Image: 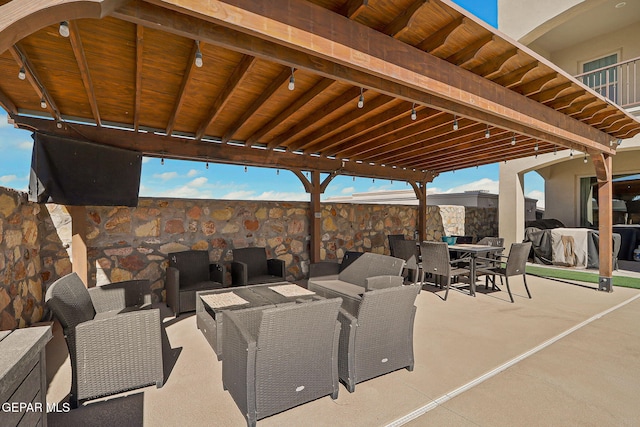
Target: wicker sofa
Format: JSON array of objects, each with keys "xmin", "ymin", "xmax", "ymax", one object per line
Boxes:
[
  {"xmin": 308, "ymin": 252, "xmax": 405, "ymax": 313},
  {"xmin": 308, "ymin": 251, "xmax": 364, "ymax": 280},
  {"xmin": 45, "ymin": 273, "xmax": 164, "ymax": 407}
]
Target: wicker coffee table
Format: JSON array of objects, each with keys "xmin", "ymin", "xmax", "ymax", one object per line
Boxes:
[{"xmin": 196, "ymin": 283, "xmax": 317, "ymax": 360}]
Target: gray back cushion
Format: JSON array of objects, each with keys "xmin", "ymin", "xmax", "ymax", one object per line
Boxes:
[
  {"xmin": 169, "ymin": 250, "xmax": 210, "ymax": 285},
  {"xmin": 338, "ymin": 252, "xmax": 405, "ymax": 287}
]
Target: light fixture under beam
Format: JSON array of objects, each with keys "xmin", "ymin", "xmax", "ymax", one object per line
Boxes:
[
  {"xmin": 357, "ymin": 88, "xmax": 364, "ymax": 108},
  {"xmin": 195, "ymin": 41, "xmax": 203, "ymax": 68},
  {"xmin": 410, "ymin": 103, "xmax": 417, "ymax": 120},
  {"xmin": 18, "ymin": 67, "xmax": 26, "ymax": 80},
  {"xmin": 288, "ymin": 68, "xmax": 295, "ymax": 90},
  {"xmin": 59, "ymin": 21, "xmax": 70, "ymax": 38}
]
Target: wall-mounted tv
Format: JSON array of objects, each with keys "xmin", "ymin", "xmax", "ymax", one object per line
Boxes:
[{"xmin": 28, "ymin": 132, "xmax": 142, "ymax": 206}]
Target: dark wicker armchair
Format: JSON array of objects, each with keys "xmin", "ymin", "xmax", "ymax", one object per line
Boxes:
[
  {"xmin": 337, "ymin": 283, "xmax": 420, "ymax": 392},
  {"xmin": 45, "ymin": 273, "xmax": 164, "ymax": 408},
  {"xmin": 222, "ymin": 297, "xmax": 342, "ymax": 427},
  {"xmin": 166, "ymin": 250, "xmax": 225, "ymax": 316},
  {"xmin": 231, "ymin": 247, "xmax": 286, "ymax": 286}
]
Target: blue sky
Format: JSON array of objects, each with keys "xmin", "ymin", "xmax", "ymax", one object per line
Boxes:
[{"xmin": 0, "ymin": 0, "xmax": 545, "ymax": 206}]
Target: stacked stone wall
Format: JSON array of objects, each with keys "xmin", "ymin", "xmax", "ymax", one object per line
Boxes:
[{"xmin": 0, "ymin": 187, "xmax": 500, "ymax": 329}]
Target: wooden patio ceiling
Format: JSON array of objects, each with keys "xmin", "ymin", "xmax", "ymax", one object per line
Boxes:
[{"xmin": 1, "ymin": 0, "xmax": 640, "ymax": 184}]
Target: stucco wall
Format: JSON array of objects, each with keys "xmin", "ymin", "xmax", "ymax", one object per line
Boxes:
[{"xmin": 498, "ymin": 0, "xmax": 583, "ymax": 42}]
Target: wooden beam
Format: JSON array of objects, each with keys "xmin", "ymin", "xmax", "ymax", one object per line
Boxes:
[
  {"xmin": 9, "ymin": 44, "xmax": 59, "ymax": 119},
  {"xmin": 491, "ymin": 61, "xmax": 538, "ymax": 87},
  {"xmin": 469, "ymin": 48, "xmax": 518, "ymax": 78},
  {"xmin": 195, "ymin": 54, "xmax": 256, "ymax": 141},
  {"xmin": 544, "ymin": 91, "xmax": 586, "ymax": 110},
  {"xmin": 289, "ymin": 94, "xmax": 395, "ymax": 153},
  {"xmin": 444, "ymin": 34, "xmax": 493, "ymax": 66},
  {"xmin": 0, "ymin": 90, "xmax": 17, "ymax": 114},
  {"xmin": 529, "ymin": 82, "xmax": 573, "ymax": 103},
  {"xmin": 411, "ymin": 182, "xmax": 427, "ymax": 242},
  {"xmin": 594, "ymin": 153, "xmax": 613, "ymax": 289},
  {"xmin": 382, "ymin": 0, "xmax": 429, "ymax": 38},
  {"xmin": 319, "ymin": 102, "xmax": 419, "ymax": 157},
  {"xmin": 340, "ymin": 0, "xmax": 368, "ymax": 19},
  {"xmin": 513, "ymin": 73, "xmax": 558, "ymax": 96},
  {"xmin": 134, "ymin": 24, "xmax": 143, "ymax": 131},
  {"xmin": 309, "ymin": 171, "xmax": 321, "ymax": 263},
  {"xmin": 0, "ymin": 0, "xmax": 130, "ymax": 55},
  {"xmin": 246, "ymin": 78, "xmax": 334, "ymax": 146},
  {"xmin": 113, "ymin": 0, "xmax": 617, "ymax": 154},
  {"xmin": 415, "ymin": 16, "xmax": 464, "ymax": 52},
  {"xmin": 268, "ymin": 87, "xmax": 361, "ymax": 149},
  {"xmin": 68, "ymin": 21, "xmax": 101, "ymax": 126},
  {"xmin": 166, "ymin": 40, "xmax": 200, "ymax": 135},
  {"xmin": 221, "ymin": 66, "xmax": 291, "ymax": 143},
  {"xmin": 15, "ymin": 115, "xmax": 436, "ymax": 182}
]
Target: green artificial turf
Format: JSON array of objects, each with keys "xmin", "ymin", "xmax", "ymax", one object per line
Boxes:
[{"xmin": 526, "ymin": 265, "xmax": 640, "ymax": 289}]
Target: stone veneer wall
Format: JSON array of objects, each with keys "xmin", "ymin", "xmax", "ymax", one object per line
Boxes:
[
  {"xmin": 0, "ymin": 188, "xmax": 71, "ymax": 330},
  {"xmin": 0, "ymin": 188, "xmax": 499, "ymax": 329}
]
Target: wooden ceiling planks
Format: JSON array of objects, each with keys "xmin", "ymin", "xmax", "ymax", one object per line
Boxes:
[{"xmin": 1, "ymin": 0, "xmax": 639, "ymax": 184}]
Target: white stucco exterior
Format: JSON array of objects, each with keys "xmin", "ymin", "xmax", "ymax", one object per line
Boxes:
[{"xmin": 497, "ymin": 0, "xmax": 640, "ymax": 249}]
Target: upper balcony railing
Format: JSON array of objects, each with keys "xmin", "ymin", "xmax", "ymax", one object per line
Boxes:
[{"xmin": 575, "ymin": 56, "xmax": 640, "ymax": 112}]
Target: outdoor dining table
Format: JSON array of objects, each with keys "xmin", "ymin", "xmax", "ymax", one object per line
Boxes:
[{"xmin": 447, "ymin": 244, "xmax": 504, "ymax": 297}]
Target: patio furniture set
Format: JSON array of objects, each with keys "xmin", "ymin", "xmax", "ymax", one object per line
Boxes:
[{"xmin": 43, "ymin": 239, "xmax": 529, "ymax": 426}]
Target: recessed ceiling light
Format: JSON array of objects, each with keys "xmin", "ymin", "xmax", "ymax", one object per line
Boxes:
[{"xmin": 615, "ymin": 2, "xmax": 626, "ymax": 8}]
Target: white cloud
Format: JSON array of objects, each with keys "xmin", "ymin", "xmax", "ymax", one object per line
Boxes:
[
  {"xmin": 221, "ymin": 190, "xmax": 255, "ymax": 200},
  {"xmin": 16, "ymin": 141, "xmax": 32, "ymax": 150},
  {"xmin": 254, "ymin": 191, "xmax": 308, "ymax": 201},
  {"xmin": 187, "ymin": 177, "xmax": 208, "ymax": 187},
  {"xmin": 0, "ymin": 175, "xmax": 18, "ymax": 183},
  {"xmin": 443, "ymin": 178, "xmax": 499, "ymax": 194},
  {"xmin": 187, "ymin": 169, "xmax": 199, "ymax": 177},
  {"xmin": 527, "ymin": 190, "xmax": 545, "ymax": 209},
  {"xmin": 152, "ymin": 171, "xmax": 179, "ymax": 181},
  {"xmin": 0, "ymin": 114, "xmax": 10, "ymax": 129},
  {"xmin": 341, "ymin": 186, "xmax": 355, "ymax": 194},
  {"xmin": 142, "ymin": 157, "xmax": 151, "ymax": 164}
]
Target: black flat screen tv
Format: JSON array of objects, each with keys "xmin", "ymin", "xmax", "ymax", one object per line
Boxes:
[{"xmin": 28, "ymin": 132, "xmax": 142, "ymax": 206}]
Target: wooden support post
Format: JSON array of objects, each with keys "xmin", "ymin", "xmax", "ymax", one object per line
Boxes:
[
  {"xmin": 593, "ymin": 153, "xmax": 613, "ymax": 291},
  {"xmin": 411, "ymin": 182, "xmax": 428, "ymax": 241},
  {"xmin": 67, "ymin": 206, "xmax": 89, "ymax": 287},
  {"xmin": 309, "ymin": 171, "xmax": 322, "ymax": 263}
]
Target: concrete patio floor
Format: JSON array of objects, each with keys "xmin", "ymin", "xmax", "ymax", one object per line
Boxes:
[{"xmin": 45, "ymin": 272, "xmax": 640, "ymax": 426}]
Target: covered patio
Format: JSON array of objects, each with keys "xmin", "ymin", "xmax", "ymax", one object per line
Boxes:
[
  {"xmin": 2, "ymin": 0, "xmax": 640, "ymax": 286},
  {"xmin": 44, "ymin": 275, "xmax": 640, "ymax": 426}
]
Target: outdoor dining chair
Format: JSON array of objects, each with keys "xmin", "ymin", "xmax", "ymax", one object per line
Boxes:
[
  {"xmin": 387, "ymin": 234, "xmax": 405, "ymax": 257},
  {"xmin": 419, "ymin": 241, "xmax": 471, "ymax": 300},
  {"xmin": 476, "ymin": 242, "xmax": 532, "ymax": 303},
  {"xmin": 389, "ymin": 238, "xmax": 423, "ymax": 285}
]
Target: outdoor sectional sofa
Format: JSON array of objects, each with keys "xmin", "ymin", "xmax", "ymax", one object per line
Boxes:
[{"xmin": 308, "ymin": 252, "xmax": 405, "ymax": 313}]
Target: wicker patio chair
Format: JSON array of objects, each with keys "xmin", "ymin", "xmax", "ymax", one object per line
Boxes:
[
  {"xmin": 231, "ymin": 247, "xmax": 286, "ymax": 286},
  {"xmin": 389, "ymin": 238, "xmax": 423, "ymax": 285},
  {"xmin": 45, "ymin": 273, "xmax": 164, "ymax": 408},
  {"xmin": 387, "ymin": 234, "xmax": 405, "ymax": 257},
  {"xmin": 222, "ymin": 297, "xmax": 342, "ymax": 427},
  {"xmin": 337, "ymin": 283, "xmax": 420, "ymax": 392},
  {"xmin": 166, "ymin": 250, "xmax": 225, "ymax": 316},
  {"xmin": 419, "ymin": 241, "xmax": 471, "ymax": 300},
  {"xmin": 476, "ymin": 242, "xmax": 533, "ymax": 303}
]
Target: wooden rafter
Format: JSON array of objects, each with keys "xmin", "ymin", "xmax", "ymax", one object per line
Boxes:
[
  {"xmin": 340, "ymin": 0, "xmax": 368, "ymax": 19},
  {"xmin": 382, "ymin": 0, "xmax": 428, "ymax": 38},
  {"xmin": 491, "ymin": 61, "xmax": 539, "ymax": 87},
  {"xmin": 268, "ymin": 87, "xmax": 361, "ymax": 150},
  {"xmin": 319, "ymin": 102, "xmax": 420, "ymax": 157},
  {"xmin": 445, "ymin": 34, "xmax": 493, "ymax": 66},
  {"xmin": 221, "ymin": 66, "xmax": 291, "ymax": 143},
  {"xmin": 68, "ymin": 20, "xmax": 101, "ymax": 126},
  {"xmin": 334, "ymin": 110, "xmax": 449, "ymax": 159},
  {"xmin": 469, "ymin": 48, "xmax": 518, "ymax": 78},
  {"xmin": 562, "ymin": 98, "xmax": 597, "ymax": 116},
  {"xmin": 513, "ymin": 73, "xmax": 558, "ymax": 96},
  {"xmin": 416, "ymin": 16, "xmax": 464, "ymax": 52},
  {"xmin": 14, "ymin": 115, "xmax": 436, "ymax": 182},
  {"xmin": 134, "ymin": 24, "xmax": 143, "ymax": 131},
  {"xmin": 247, "ymin": 78, "xmax": 334, "ymax": 146},
  {"xmin": 166, "ymin": 40, "xmax": 200, "ymax": 136},
  {"xmin": 0, "ymin": 89, "xmax": 17, "ymax": 114},
  {"xmin": 195, "ymin": 54, "xmax": 256, "ymax": 141},
  {"xmin": 545, "ymin": 91, "xmax": 586, "ymax": 109},
  {"xmin": 113, "ymin": 1, "xmax": 617, "ymax": 154},
  {"xmin": 529, "ymin": 82, "xmax": 573, "ymax": 103},
  {"xmin": 9, "ymin": 44, "xmax": 59, "ymax": 118},
  {"xmin": 289, "ymin": 95, "xmax": 395, "ymax": 153}
]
